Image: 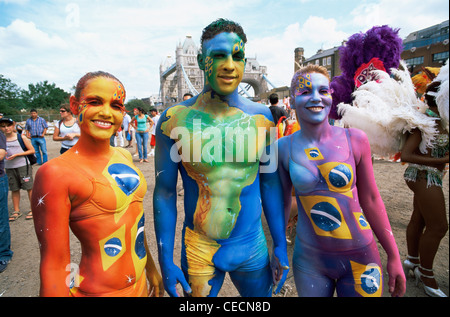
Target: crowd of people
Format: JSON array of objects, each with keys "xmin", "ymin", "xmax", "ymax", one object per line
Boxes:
[{"xmin": 0, "ymin": 18, "xmax": 448, "ymax": 298}]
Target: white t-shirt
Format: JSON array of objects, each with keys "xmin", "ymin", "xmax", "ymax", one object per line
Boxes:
[
  {"xmin": 123, "ymin": 113, "xmax": 131, "ymax": 131},
  {"xmin": 151, "ymin": 114, "xmax": 160, "ymax": 135},
  {"xmin": 59, "ymin": 121, "xmax": 80, "ymax": 148}
]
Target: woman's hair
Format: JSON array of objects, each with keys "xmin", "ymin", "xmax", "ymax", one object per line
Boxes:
[
  {"xmin": 424, "ymin": 80, "xmax": 440, "ymax": 109},
  {"xmin": 71, "ymin": 71, "xmax": 126, "ymax": 115},
  {"xmin": 290, "ymin": 65, "xmax": 330, "ymax": 102},
  {"xmin": 136, "ymin": 107, "xmax": 145, "ymax": 114},
  {"xmin": 74, "ymin": 71, "xmax": 124, "ymax": 100},
  {"xmin": 60, "ymin": 103, "xmax": 72, "ymax": 114}
]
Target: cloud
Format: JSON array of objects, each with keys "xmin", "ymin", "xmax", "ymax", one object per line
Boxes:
[
  {"xmin": 0, "ymin": 19, "xmax": 71, "ymax": 88},
  {"xmin": 0, "ymin": 0, "xmax": 29, "ymax": 4},
  {"xmin": 349, "ymin": 0, "xmax": 449, "ymax": 37},
  {"xmin": 1, "ymin": 0, "xmax": 448, "ymax": 99},
  {"xmin": 247, "ymin": 16, "xmax": 349, "ymax": 87},
  {"xmin": 0, "ymin": 19, "xmax": 67, "ymax": 50}
]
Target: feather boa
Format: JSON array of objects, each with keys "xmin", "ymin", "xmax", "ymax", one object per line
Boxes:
[{"xmin": 337, "ymin": 61, "xmax": 438, "ymax": 156}]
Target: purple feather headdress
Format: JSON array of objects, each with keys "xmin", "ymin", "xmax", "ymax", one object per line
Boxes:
[{"xmin": 330, "ymin": 25, "xmax": 403, "ymax": 119}]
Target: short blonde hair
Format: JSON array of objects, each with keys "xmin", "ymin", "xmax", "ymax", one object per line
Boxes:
[{"xmin": 290, "ymin": 65, "xmax": 330, "ymax": 102}]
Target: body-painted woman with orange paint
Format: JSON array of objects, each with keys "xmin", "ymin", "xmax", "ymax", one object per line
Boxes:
[{"xmin": 32, "ymin": 71, "xmax": 163, "ymax": 297}]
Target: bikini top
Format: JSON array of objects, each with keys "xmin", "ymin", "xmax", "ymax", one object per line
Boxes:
[
  {"xmin": 432, "ymin": 133, "xmax": 449, "ymax": 158},
  {"xmin": 59, "ymin": 148, "xmax": 147, "ymax": 222},
  {"xmin": 289, "ymin": 129, "xmax": 356, "ymax": 197}
]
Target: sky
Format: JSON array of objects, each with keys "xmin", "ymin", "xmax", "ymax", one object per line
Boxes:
[{"xmin": 0, "ymin": 0, "xmax": 449, "ymax": 100}]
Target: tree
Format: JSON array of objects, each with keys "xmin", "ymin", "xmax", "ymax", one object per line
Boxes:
[
  {"xmin": 0, "ymin": 74, "xmax": 26, "ymax": 115},
  {"xmin": 125, "ymin": 98, "xmax": 149, "ymax": 112},
  {"xmin": 21, "ymin": 80, "xmax": 70, "ymax": 109}
]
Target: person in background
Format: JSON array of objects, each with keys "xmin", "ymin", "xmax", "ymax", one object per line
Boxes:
[
  {"xmin": 148, "ymin": 108, "xmax": 159, "ymax": 157},
  {"xmin": 268, "ymin": 93, "xmax": 289, "ymax": 139},
  {"xmin": 114, "ymin": 125, "xmax": 124, "ymax": 147},
  {"xmin": 53, "ymin": 104, "xmax": 80, "ymax": 155},
  {"xmin": 131, "ymin": 108, "xmax": 139, "ymax": 156},
  {"xmin": 0, "ymin": 117, "xmax": 35, "ymax": 221},
  {"xmin": 131, "ymin": 107, "xmax": 153, "ymax": 163},
  {"xmin": 25, "ymin": 109, "xmax": 48, "ymax": 165},
  {"xmin": 0, "ymin": 127, "xmax": 13, "ymax": 273},
  {"xmin": 401, "ymin": 79, "xmax": 449, "ymax": 297},
  {"xmin": 183, "ymin": 92, "xmax": 193, "ymax": 101},
  {"xmin": 123, "ymin": 111, "xmax": 132, "ymax": 148}
]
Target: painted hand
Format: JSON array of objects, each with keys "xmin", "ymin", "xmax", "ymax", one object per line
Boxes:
[
  {"xmin": 162, "ymin": 263, "xmax": 192, "ymax": 297},
  {"xmin": 271, "ymin": 246, "xmax": 290, "ymax": 295},
  {"xmin": 387, "ymin": 257, "xmax": 406, "ymax": 297},
  {"xmin": 146, "ymin": 268, "xmax": 164, "ymax": 297}
]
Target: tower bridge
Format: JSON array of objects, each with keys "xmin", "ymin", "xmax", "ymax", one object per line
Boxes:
[{"xmin": 159, "ymin": 35, "xmax": 275, "ymax": 108}]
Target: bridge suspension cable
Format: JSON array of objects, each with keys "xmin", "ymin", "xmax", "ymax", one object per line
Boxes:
[
  {"xmin": 238, "ymin": 83, "xmax": 252, "ymax": 97},
  {"xmin": 180, "ymin": 64, "xmax": 199, "ymax": 95},
  {"xmin": 262, "ymin": 74, "xmax": 276, "ymax": 89}
]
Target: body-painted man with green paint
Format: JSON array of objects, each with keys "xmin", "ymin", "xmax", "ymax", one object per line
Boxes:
[{"xmin": 153, "ymin": 18, "xmax": 289, "ymax": 297}]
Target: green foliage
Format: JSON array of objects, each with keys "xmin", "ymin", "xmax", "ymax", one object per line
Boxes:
[
  {"xmin": 0, "ymin": 75, "xmax": 26, "ymax": 114},
  {"xmin": 0, "ymin": 74, "xmax": 70, "ymax": 115},
  {"xmin": 21, "ymin": 80, "xmax": 70, "ymax": 109},
  {"xmin": 1, "ymin": 75, "xmax": 154, "ymax": 117},
  {"xmin": 125, "ymin": 98, "xmax": 149, "ymax": 112}
]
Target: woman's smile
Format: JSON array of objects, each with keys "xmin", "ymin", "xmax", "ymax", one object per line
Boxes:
[{"xmin": 92, "ymin": 120, "xmax": 113, "ymax": 129}]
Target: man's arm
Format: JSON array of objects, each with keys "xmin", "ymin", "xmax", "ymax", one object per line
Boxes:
[
  {"xmin": 153, "ymin": 112, "xmax": 191, "ymax": 297},
  {"xmin": 259, "ymin": 113, "xmax": 289, "ymax": 293},
  {"xmin": 25, "ymin": 120, "xmax": 31, "ymax": 138},
  {"xmin": 42, "ymin": 118, "xmax": 48, "ymax": 137}
]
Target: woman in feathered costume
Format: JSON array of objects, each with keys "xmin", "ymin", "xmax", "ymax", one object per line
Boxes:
[
  {"xmin": 330, "ymin": 25, "xmax": 404, "ymax": 120},
  {"xmin": 334, "ymin": 23, "xmax": 448, "ymax": 296},
  {"xmin": 412, "ymin": 67, "xmax": 441, "ymax": 95},
  {"xmin": 401, "ymin": 60, "xmax": 449, "ymax": 297}
]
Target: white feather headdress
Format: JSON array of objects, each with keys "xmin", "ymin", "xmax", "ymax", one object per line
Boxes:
[
  {"xmin": 337, "ymin": 60, "xmax": 438, "ymax": 156},
  {"xmin": 427, "ymin": 59, "xmax": 449, "ymax": 132}
]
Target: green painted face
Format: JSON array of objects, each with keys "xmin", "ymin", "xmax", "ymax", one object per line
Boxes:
[{"xmin": 199, "ymin": 32, "xmax": 246, "ymax": 96}]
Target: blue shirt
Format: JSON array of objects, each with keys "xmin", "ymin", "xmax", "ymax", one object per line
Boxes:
[{"xmin": 25, "ymin": 116, "xmax": 48, "ymax": 137}]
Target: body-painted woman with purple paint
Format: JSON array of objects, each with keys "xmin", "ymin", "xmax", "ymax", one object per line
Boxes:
[
  {"xmin": 277, "ymin": 65, "xmax": 406, "ymax": 297},
  {"xmin": 153, "ymin": 19, "xmax": 288, "ymax": 297}
]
